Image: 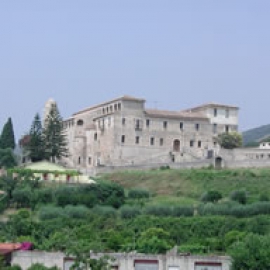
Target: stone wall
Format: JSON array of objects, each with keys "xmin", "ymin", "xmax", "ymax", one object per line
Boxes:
[{"xmin": 12, "ymin": 251, "xmax": 231, "ymax": 270}]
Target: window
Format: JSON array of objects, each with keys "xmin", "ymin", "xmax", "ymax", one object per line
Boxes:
[
  {"xmin": 213, "ymin": 123, "xmax": 217, "ymax": 133},
  {"xmin": 190, "ymin": 140, "xmax": 194, "ymax": 147},
  {"xmin": 163, "ymin": 121, "xmax": 168, "ymax": 129},
  {"xmin": 135, "ymin": 136, "xmax": 140, "ymax": 144},
  {"xmin": 195, "ymin": 123, "xmax": 200, "ymax": 131},
  {"xmin": 225, "ymin": 125, "xmax": 229, "ymax": 133},
  {"xmin": 122, "ymin": 118, "xmax": 126, "ymax": 125},
  {"xmin": 180, "ymin": 122, "xmax": 184, "ymax": 130},
  {"xmin": 88, "ymin": 157, "xmax": 92, "ymax": 165},
  {"xmin": 226, "ymin": 109, "xmax": 229, "ymax": 118},
  {"xmin": 135, "ymin": 119, "xmax": 142, "ymax": 130},
  {"xmin": 78, "ymin": 157, "xmax": 81, "ymax": 164},
  {"xmin": 146, "ymin": 119, "xmax": 150, "ymax": 127},
  {"xmin": 150, "ymin": 137, "xmax": 155, "ymax": 145},
  {"xmin": 160, "ymin": 138, "xmax": 164, "ymax": 146},
  {"xmin": 198, "ymin": 140, "xmax": 202, "ymax": 148},
  {"xmin": 118, "ymin": 103, "xmax": 121, "ymax": 110},
  {"xmin": 77, "ymin": 119, "xmax": 84, "ymax": 126},
  {"xmin": 94, "ymin": 133, "xmax": 97, "ymax": 141},
  {"xmin": 114, "ymin": 104, "xmax": 117, "ymax": 111},
  {"xmin": 214, "ymin": 108, "xmax": 218, "ymax": 117},
  {"xmin": 121, "ymin": 135, "xmax": 125, "ymax": 143}
]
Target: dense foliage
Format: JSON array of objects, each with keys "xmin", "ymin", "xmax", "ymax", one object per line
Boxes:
[
  {"xmin": 217, "ymin": 131, "xmax": 243, "ymax": 149},
  {"xmin": 43, "ymin": 103, "xmax": 68, "ymax": 162},
  {"xmin": 0, "ymin": 117, "xmax": 16, "ymax": 150}
]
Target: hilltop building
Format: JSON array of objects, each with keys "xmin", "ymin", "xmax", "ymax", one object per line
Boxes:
[{"xmin": 62, "ymin": 95, "xmax": 239, "ymax": 174}]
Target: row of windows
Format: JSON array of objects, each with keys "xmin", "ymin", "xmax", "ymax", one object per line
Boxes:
[
  {"xmin": 122, "ymin": 118, "xmax": 201, "ymax": 131},
  {"xmin": 121, "ymin": 135, "xmax": 202, "ymax": 148},
  {"xmin": 102, "ymin": 103, "xmax": 121, "ymax": 115}
]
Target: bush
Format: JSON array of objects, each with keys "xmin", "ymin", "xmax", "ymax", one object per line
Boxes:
[
  {"xmin": 145, "ymin": 205, "xmax": 172, "ymax": 216},
  {"xmin": 38, "ymin": 206, "xmax": 64, "ymax": 220},
  {"xmin": 12, "ymin": 188, "xmax": 32, "ymax": 207},
  {"xmin": 200, "ymin": 190, "xmax": 222, "ymax": 203},
  {"xmin": 64, "ymin": 205, "xmax": 89, "ymax": 219},
  {"xmin": 92, "ymin": 205, "xmax": 118, "ymax": 218},
  {"xmin": 128, "ymin": 188, "xmax": 150, "ymax": 200},
  {"xmin": 230, "ymin": 190, "xmax": 247, "ymax": 204},
  {"xmin": 120, "ymin": 205, "xmax": 141, "ymax": 219},
  {"xmin": 172, "ymin": 206, "xmax": 194, "ymax": 217}
]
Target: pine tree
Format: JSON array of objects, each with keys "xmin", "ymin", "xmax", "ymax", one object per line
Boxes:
[
  {"xmin": 43, "ymin": 103, "xmax": 68, "ymax": 163},
  {"xmin": 0, "ymin": 117, "xmax": 16, "ymax": 150},
  {"xmin": 26, "ymin": 113, "xmax": 45, "ymax": 162}
]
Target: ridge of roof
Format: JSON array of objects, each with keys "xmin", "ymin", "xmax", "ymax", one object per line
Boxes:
[
  {"xmin": 182, "ymin": 102, "xmax": 239, "ymax": 112},
  {"xmin": 73, "ymin": 95, "xmax": 145, "ymax": 116}
]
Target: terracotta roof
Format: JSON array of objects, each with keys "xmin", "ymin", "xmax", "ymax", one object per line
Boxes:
[
  {"xmin": 145, "ymin": 109, "xmax": 209, "ymax": 121},
  {"xmin": 0, "ymin": 243, "xmax": 21, "ymax": 255},
  {"xmin": 183, "ymin": 102, "xmax": 239, "ymax": 112},
  {"xmin": 73, "ymin": 95, "xmax": 145, "ymax": 116}
]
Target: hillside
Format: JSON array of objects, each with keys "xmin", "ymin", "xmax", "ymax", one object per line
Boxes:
[
  {"xmin": 242, "ymin": 124, "xmax": 270, "ymax": 145},
  {"xmin": 100, "ymin": 168, "xmax": 270, "ymax": 204}
]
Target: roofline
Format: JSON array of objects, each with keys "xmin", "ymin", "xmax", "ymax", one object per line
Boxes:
[
  {"xmin": 183, "ymin": 103, "xmax": 239, "ymax": 112},
  {"xmin": 73, "ymin": 95, "xmax": 145, "ymax": 116}
]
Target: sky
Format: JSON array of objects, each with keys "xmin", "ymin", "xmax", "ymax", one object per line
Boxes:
[{"xmin": 1, "ymin": 1, "xmax": 270, "ymax": 140}]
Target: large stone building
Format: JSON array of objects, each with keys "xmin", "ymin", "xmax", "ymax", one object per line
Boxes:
[{"xmin": 62, "ymin": 95, "xmax": 239, "ymax": 174}]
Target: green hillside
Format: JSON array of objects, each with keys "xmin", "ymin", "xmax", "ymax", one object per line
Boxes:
[
  {"xmin": 242, "ymin": 124, "xmax": 270, "ymax": 146},
  {"xmin": 100, "ymin": 168, "xmax": 270, "ymax": 204}
]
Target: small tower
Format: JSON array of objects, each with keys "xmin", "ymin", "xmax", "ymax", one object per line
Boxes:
[{"xmin": 43, "ymin": 98, "xmax": 56, "ymax": 126}]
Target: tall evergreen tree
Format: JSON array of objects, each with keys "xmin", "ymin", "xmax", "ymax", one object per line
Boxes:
[
  {"xmin": 26, "ymin": 113, "xmax": 45, "ymax": 162},
  {"xmin": 0, "ymin": 117, "xmax": 16, "ymax": 150},
  {"xmin": 43, "ymin": 103, "xmax": 68, "ymax": 163}
]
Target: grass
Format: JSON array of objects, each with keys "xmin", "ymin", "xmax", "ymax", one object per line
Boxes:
[{"xmin": 100, "ymin": 167, "xmax": 270, "ymax": 204}]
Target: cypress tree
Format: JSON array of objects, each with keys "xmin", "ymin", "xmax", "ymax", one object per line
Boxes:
[
  {"xmin": 43, "ymin": 103, "xmax": 68, "ymax": 163},
  {"xmin": 27, "ymin": 113, "xmax": 45, "ymax": 162},
  {"xmin": 0, "ymin": 117, "xmax": 16, "ymax": 150}
]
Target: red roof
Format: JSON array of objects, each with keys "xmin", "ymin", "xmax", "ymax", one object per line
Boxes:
[{"xmin": 0, "ymin": 243, "xmax": 22, "ymax": 255}]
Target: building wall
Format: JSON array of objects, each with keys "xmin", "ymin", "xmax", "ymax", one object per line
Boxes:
[
  {"xmin": 62, "ymin": 97, "xmax": 239, "ymax": 173},
  {"xmin": 12, "ymin": 251, "xmax": 231, "ymax": 270}
]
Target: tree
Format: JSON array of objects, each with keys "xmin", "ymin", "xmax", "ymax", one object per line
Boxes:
[
  {"xmin": 0, "ymin": 118, "xmax": 16, "ymax": 150},
  {"xmin": 217, "ymin": 131, "xmax": 243, "ymax": 149},
  {"xmin": 201, "ymin": 190, "xmax": 222, "ymax": 203},
  {"xmin": 229, "ymin": 234, "xmax": 270, "ymax": 270},
  {"xmin": 0, "ymin": 148, "xmax": 17, "ymax": 168},
  {"xmin": 43, "ymin": 103, "xmax": 68, "ymax": 163},
  {"xmin": 26, "ymin": 113, "xmax": 45, "ymax": 162},
  {"xmin": 137, "ymin": 228, "xmax": 173, "ymax": 254}
]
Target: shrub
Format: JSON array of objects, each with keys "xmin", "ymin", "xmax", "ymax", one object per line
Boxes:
[
  {"xmin": 128, "ymin": 188, "xmax": 150, "ymax": 200},
  {"xmin": 172, "ymin": 206, "xmax": 194, "ymax": 217},
  {"xmin": 120, "ymin": 205, "xmax": 141, "ymax": 219},
  {"xmin": 200, "ymin": 190, "xmax": 222, "ymax": 203},
  {"xmin": 230, "ymin": 190, "xmax": 247, "ymax": 204},
  {"xmin": 92, "ymin": 205, "xmax": 118, "ymax": 218},
  {"xmin": 145, "ymin": 205, "xmax": 172, "ymax": 216},
  {"xmin": 12, "ymin": 188, "xmax": 32, "ymax": 207},
  {"xmin": 38, "ymin": 206, "xmax": 64, "ymax": 220},
  {"xmin": 36, "ymin": 188, "xmax": 53, "ymax": 204},
  {"xmin": 64, "ymin": 205, "xmax": 89, "ymax": 219}
]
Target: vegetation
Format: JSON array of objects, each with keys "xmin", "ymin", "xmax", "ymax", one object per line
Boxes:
[
  {"xmin": 242, "ymin": 124, "xmax": 270, "ymax": 146},
  {"xmin": 26, "ymin": 114, "xmax": 45, "ymax": 162},
  {"xmin": 1, "ymin": 167, "xmax": 270, "ymax": 269},
  {"xmin": 217, "ymin": 131, "xmax": 243, "ymax": 149},
  {"xmin": 43, "ymin": 103, "xmax": 68, "ymax": 162},
  {"xmin": 0, "ymin": 117, "xmax": 16, "ymax": 150}
]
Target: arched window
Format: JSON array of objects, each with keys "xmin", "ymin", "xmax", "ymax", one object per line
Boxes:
[
  {"xmin": 173, "ymin": 139, "xmax": 180, "ymax": 152},
  {"xmin": 77, "ymin": 119, "xmax": 84, "ymax": 126}
]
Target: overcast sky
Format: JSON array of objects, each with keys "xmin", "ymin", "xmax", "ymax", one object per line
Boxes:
[{"xmin": 1, "ymin": 1, "xmax": 270, "ymax": 140}]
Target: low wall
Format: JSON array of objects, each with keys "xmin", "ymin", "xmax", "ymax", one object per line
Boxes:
[
  {"xmin": 91, "ymin": 160, "xmax": 213, "ymax": 175},
  {"xmin": 11, "ymin": 251, "xmax": 231, "ymax": 270}
]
